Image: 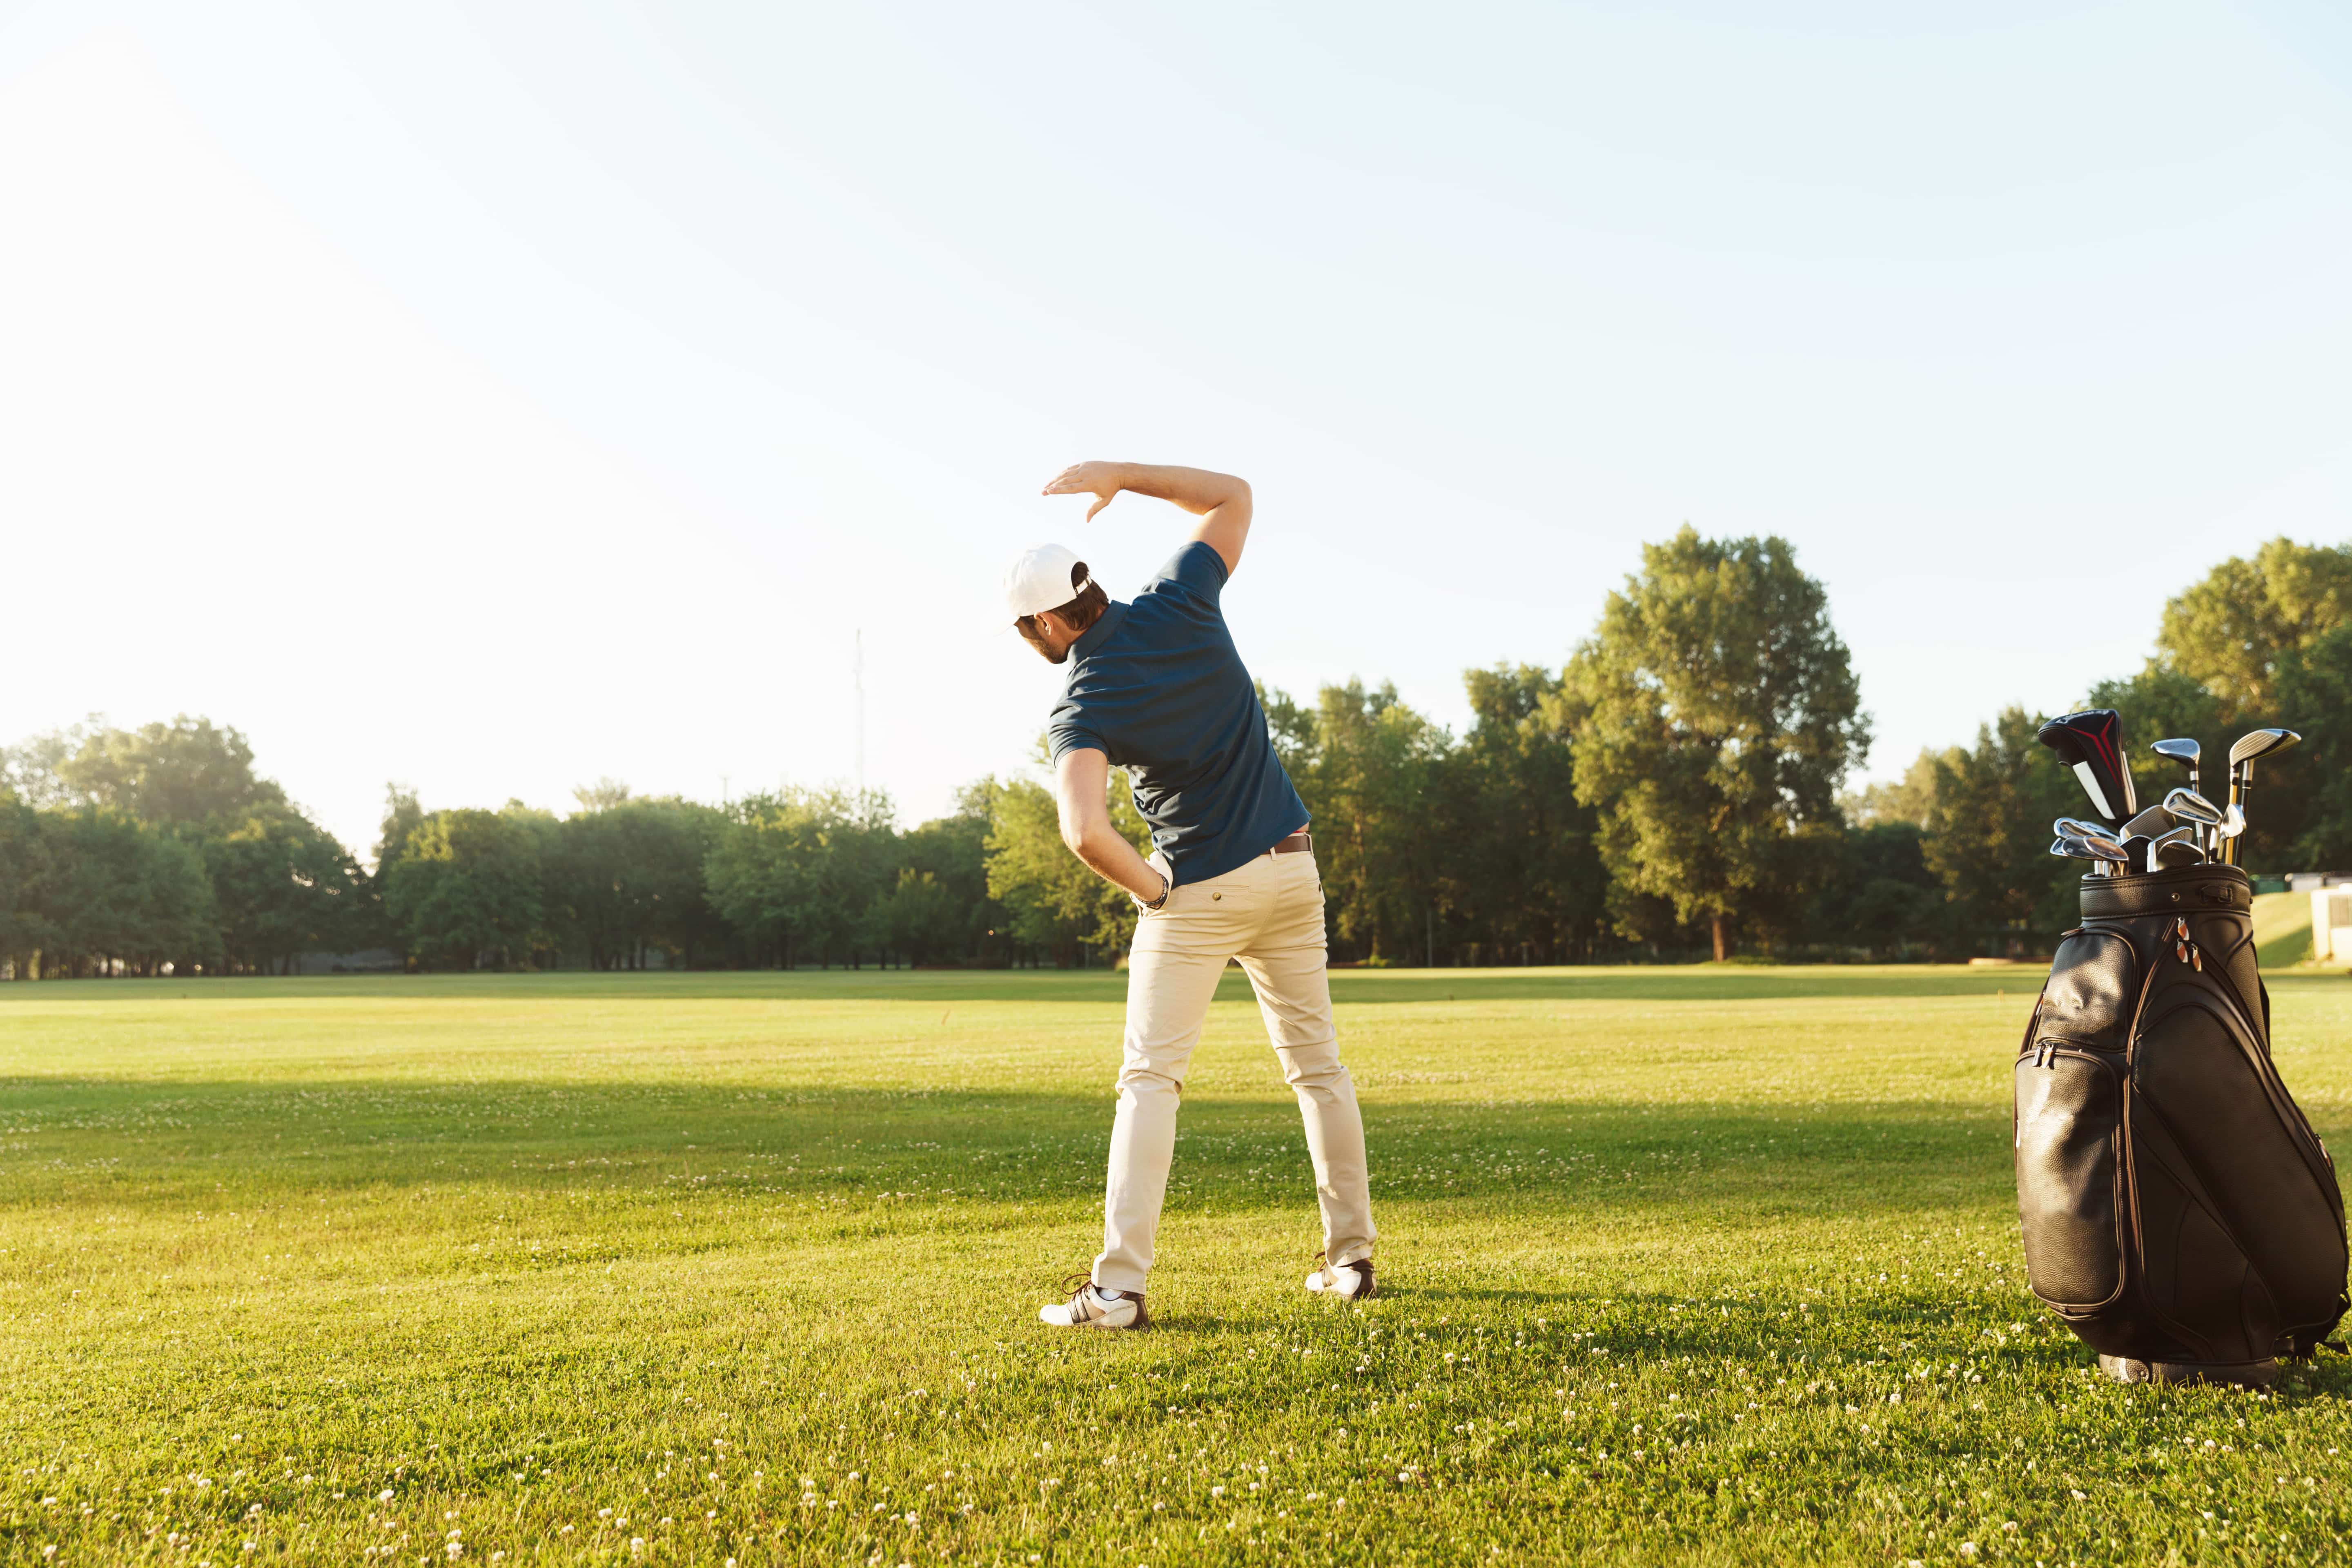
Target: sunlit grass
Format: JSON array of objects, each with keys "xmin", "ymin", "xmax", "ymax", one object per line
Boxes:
[{"xmin": 4, "ymin": 966, "xmax": 2350, "ymax": 1564}]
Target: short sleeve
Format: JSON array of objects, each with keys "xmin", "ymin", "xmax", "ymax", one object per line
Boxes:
[
  {"xmin": 1144, "ymin": 540, "xmax": 1229, "ymax": 606},
  {"xmin": 1046, "ymin": 706, "xmax": 1106, "ymax": 762}
]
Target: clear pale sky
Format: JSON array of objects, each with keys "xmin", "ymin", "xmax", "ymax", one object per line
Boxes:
[{"xmin": 3, "ymin": 2, "xmax": 2348, "ymax": 860}]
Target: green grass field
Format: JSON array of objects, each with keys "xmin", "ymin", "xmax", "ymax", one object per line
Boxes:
[{"xmin": 5, "ymin": 964, "xmax": 2351, "ymax": 1566}]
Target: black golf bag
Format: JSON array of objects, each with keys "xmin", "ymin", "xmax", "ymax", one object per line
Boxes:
[{"xmin": 2014, "ymin": 862, "xmax": 2348, "ymax": 1384}]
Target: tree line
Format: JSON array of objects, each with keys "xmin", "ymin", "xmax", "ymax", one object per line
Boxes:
[{"xmin": 4, "ymin": 531, "xmax": 2348, "ymax": 978}]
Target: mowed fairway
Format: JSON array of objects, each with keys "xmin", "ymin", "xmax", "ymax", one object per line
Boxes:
[{"xmin": 6, "ymin": 967, "xmax": 2352, "ymax": 1566}]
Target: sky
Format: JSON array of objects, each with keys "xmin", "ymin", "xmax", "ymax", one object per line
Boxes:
[{"xmin": 2, "ymin": 1, "xmax": 2349, "ymax": 860}]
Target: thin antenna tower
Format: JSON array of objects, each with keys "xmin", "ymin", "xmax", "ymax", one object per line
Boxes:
[{"xmin": 854, "ymin": 629, "xmax": 866, "ymax": 798}]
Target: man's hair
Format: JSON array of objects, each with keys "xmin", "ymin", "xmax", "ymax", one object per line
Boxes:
[{"xmin": 1016, "ymin": 561, "xmax": 1108, "ymax": 663}]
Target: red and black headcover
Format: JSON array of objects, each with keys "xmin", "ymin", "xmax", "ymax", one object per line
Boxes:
[{"xmin": 2036, "ymin": 708, "xmax": 2137, "ymax": 829}]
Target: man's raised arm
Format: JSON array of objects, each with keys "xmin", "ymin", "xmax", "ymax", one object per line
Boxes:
[{"xmin": 1040, "ymin": 461, "xmax": 1253, "ymax": 577}]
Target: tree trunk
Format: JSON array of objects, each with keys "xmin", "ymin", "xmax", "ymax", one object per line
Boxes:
[{"xmin": 1711, "ymin": 915, "xmax": 1728, "ymax": 962}]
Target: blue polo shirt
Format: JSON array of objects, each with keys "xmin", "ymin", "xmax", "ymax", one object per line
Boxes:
[{"xmin": 1046, "ymin": 541, "xmax": 1310, "ymax": 886}]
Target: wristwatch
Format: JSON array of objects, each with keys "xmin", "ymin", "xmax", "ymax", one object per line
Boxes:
[{"xmin": 1139, "ymin": 873, "xmax": 1171, "ymax": 911}]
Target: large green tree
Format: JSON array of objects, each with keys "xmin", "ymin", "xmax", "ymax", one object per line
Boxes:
[
  {"xmin": 0, "ymin": 718, "xmax": 98, "ymax": 809},
  {"xmin": 704, "ymin": 788, "xmax": 898, "ymax": 968},
  {"xmin": 200, "ymin": 804, "xmax": 373, "ymax": 973},
  {"xmin": 1294, "ymin": 680, "xmax": 1449, "ymax": 965},
  {"xmin": 1447, "ymin": 666, "xmax": 1608, "ymax": 962},
  {"xmin": 39, "ymin": 810, "xmax": 219, "ymax": 977},
  {"xmin": 2275, "ymin": 622, "xmax": 2352, "ymax": 871},
  {"xmin": 1918, "ymin": 709, "xmax": 2081, "ymax": 953},
  {"xmin": 866, "ymin": 869, "xmax": 967, "ymax": 965},
  {"xmin": 0, "ymin": 797, "xmax": 60, "ymax": 978},
  {"xmin": 2157, "ymin": 537, "xmax": 2352, "ymax": 715},
  {"xmin": 1568, "ymin": 527, "xmax": 1868, "ymax": 961},
  {"xmin": 983, "ymin": 757, "xmax": 1149, "ymax": 966},
  {"xmin": 50, "ymin": 716, "xmax": 288, "ymax": 824},
  {"xmin": 382, "ymin": 806, "xmax": 555, "ymax": 970},
  {"xmin": 374, "ymin": 786, "xmax": 426, "ymax": 876},
  {"xmin": 548, "ymin": 791, "xmax": 730, "ymax": 970},
  {"xmin": 2134, "ymin": 538, "xmax": 2352, "ymax": 868},
  {"xmin": 894, "ymin": 781, "xmax": 1004, "ymax": 964}
]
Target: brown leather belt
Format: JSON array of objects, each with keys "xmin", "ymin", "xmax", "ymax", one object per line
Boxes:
[{"xmin": 1271, "ymin": 831, "xmax": 1312, "ymax": 855}]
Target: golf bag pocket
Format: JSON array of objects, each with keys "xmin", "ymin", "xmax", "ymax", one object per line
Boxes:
[
  {"xmin": 2123, "ymin": 1105, "xmax": 2277, "ymax": 1363},
  {"xmin": 2035, "ymin": 929, "xmax": 2138, "ymax": 1051},
  {"xmin": 2015, "ymin": 1048, "xmax": 2124, "ymax": 1311},
  {"xmin": 2131, "ymin": 972, "xmax": 2347, "ymax": 1345}
]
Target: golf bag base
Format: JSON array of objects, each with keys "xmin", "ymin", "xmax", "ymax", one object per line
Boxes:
[
  {"xmin": 2016, "ymin": 862, "xmax": 2348, "ymax": 1370},
  {"xmin": 2097, "ymin": 1353, "xmax": 2277, "ymax": 1390}
]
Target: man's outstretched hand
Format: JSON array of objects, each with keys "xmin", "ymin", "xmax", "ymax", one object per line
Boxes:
[
  {"xmin": 1042, "ymin": 461, "xmax": 1128, "ymax": 521},
  {"xmin": 1039, "ymin": 461, "xmax": 1253, "ymax": 575}
]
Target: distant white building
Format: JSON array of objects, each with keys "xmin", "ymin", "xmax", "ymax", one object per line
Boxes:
[{"xmin": 2301, "ymin": 878, "xmax": 2352, "ymax": 963}]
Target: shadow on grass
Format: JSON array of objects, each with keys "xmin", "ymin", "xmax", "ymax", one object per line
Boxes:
[
  {"xmin": 0, "ymin": 1077, "xmax": 2013, "ymax": 1224},
  {"xmin": 0, "ymin": 964, "xmax": 2058, "ymax": 1006}
]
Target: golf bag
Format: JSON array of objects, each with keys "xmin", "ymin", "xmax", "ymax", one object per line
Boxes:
[{"xmin": 2014, "ymin": 862, "xmax": 2348, "ymax": 1383}]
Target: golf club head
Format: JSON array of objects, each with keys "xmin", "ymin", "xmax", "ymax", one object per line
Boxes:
[
  {"xmin": 2038, "ymin": 709, "xmax": 2136, "ymax": 828},
  {"xmin": 2159, "ymin": 787, "xmax": 2224, "ymax": 855},
  {"xmin": 2060, "ymin": 827, "xmax": 2129, "ymax": 864},
  {"xmin": 2120, "ymin": 805, "xmax": 2175, "ymax": 840},
  {"xmin": 2221, "ymin": 728, "xmax": 2299, "ymax": 864},
  {"xmin": 2221, "ymin": 803, "xmax": 2245, "ymax": 839},
  {"xmin": 2122, "ymin": 833, "xmax": 2155, "ymax": 874},
  {"xmin": 2052, "ymin": 835, "xmax": 2127, "ymax": 875},
  {"xmin": 2160, "ymin": 787, "xmax": 2223, "ymax": 828},
  {"xmin": 2150, "ymin": 737, "xmax": 2201, "ymax": 789},
  {"xmin": 2148, "ymin": 825, "xmax": 2204, "ymax": 868},
  {"xmin": 2227, "ymin": 727, "xmax": 2301, "ymax": 771},
  {"xmin": 2054, "ymin": 816, "xmax": 2120, "ymax": 845}
]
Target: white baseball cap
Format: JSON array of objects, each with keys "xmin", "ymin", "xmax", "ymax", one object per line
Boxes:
[{"xmin": 1001, "ymin": 542, "xmax": 1094, "ymax": 624}]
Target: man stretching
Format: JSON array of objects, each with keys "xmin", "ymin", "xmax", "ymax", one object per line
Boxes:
[{"xmin": 1001, "ymin": 461, "xmax": 1377, "ymax": 1329}]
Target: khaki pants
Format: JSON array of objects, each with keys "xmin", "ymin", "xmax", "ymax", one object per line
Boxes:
[{"xmin": 1093, "ymin": 845, "xmax": 1376, "ymax": 1293}]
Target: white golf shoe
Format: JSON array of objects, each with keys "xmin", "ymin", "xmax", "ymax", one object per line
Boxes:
[
  {"xmin": 1039, "ymin": 1273, "xmax": 1149, "ymax": 1329},
  {"xmin": 1305, "ymin": 1255, "xmax": 1377, "ymax": 1301}
]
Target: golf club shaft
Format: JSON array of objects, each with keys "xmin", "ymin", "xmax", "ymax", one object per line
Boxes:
[{"xmin": 2225, "ymin": 764, "xmax": 2246, "ymax": 867}]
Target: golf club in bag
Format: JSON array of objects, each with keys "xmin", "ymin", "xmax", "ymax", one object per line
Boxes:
[{"xmin": 2016, "ymin": 718, "xmax": 2347, "ymax": 1386}]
